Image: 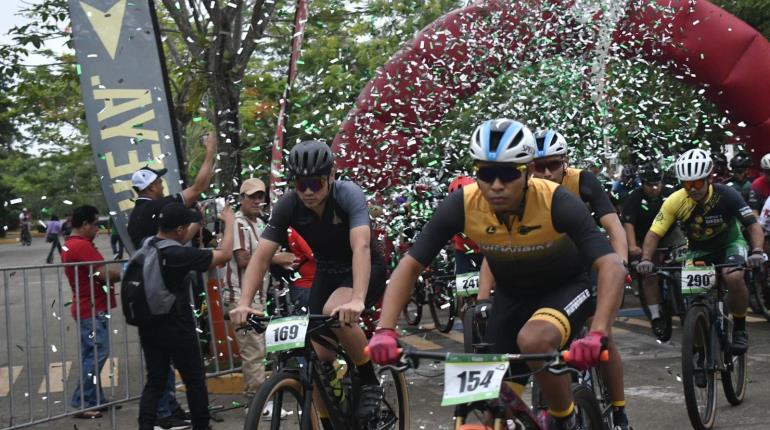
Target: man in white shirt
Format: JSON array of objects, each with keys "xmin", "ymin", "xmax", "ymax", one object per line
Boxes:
[{"xmin": 227, "ymin": 178, "xmax": 296, "ymax": 398}]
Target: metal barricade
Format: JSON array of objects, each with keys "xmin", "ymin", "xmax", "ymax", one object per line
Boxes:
[{"xmin": 0, "ymin": 260, "xmax": 241, "ymax": 430}]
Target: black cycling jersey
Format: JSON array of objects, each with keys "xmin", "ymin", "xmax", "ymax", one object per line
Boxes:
[
  {"xmin": 408, "ymin": 179, "xmax": 613, "ymax": 297},
  {"xmin": 261, "ymin": 180, "xmax": 383, "ymax": 272},
  {"xmin": 725, "ymin": 176, "xmax": 753, "ymax": 205},
  {"xmin": 561, "ymin": 168, "xmax": 616, "ymax": 220},
  {"xmin": 621, "ymin": 185, "xmax": 676, "ymax": 244}
]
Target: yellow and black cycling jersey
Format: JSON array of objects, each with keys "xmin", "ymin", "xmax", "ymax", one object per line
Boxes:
[
  {"xmin": 560, "ymin": 168, "xmax": 616, "ymax": 220},
  {"xmin": 649, "ymin": 183, "xmax": 756, "ymax": 251},
  {"xmin": 407, "ymin": 179, "xmax": 613, "ymax": 297}
]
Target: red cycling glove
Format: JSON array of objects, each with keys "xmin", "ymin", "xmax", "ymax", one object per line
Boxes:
[
  {"xmin": 568, "ymin": 330, "xmax": 607, "ymax": 370},
  {"xmin": 367, "ymin": 328, "xmax": 400, "ymax": 365}
]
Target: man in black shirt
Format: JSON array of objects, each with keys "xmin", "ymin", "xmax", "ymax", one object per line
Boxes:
[
  {"xmin": 128, "ymin": 133, "xmax": 218, "ymax": 251},
  {"xmin": 127, "ymin": 133, "xmax": 217, "ymax": 428},
  {"xmin": 137, "ymin": 203, "xmax": 234, "ymax": 430},
  {"xmin": 622, "ymin": 163, "xmax": 684, "ymax": 340}
]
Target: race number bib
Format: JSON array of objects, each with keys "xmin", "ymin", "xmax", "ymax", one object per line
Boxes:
[
  {"xmin": 265, "ymin": 315, "xmax": 309, "ymax": 353},
  {"xmin": 455, "ymin": 272, "xmax": 480, "ymax": 297},
  {"xmin": 681, "ymin": 265, "xmax": 716, "ymax": 296},
  {"xmin": 442, "ymin": 354, "xmax": 509, "ymax": 406}
]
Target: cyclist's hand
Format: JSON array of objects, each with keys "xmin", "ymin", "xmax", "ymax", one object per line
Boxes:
[
  {"xmin": 332, "ymin": 298, "xmax": 365, "ymax": 326},
  {"xmin": 568, "ymin": 330, "xmax": 607, "ymax": 370},
  {"xmin": 747, "ymin": 252, "xmax": 767, "ymax": 268},
  {"xmin": 368, "ymin": 328, "xmax": 400, "ymax": 365},
  {"xmin": 636, "ymin": 259, "xmax": 655, "ymax": 274},
  {"xmin": 228, "ymin": 305, "xmax": 261, "ymax": 325},
  {"xmin": 474, "ymin": 299, "xmax": 492, "ymax": 320}
]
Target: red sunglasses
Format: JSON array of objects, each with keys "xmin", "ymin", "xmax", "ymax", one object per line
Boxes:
[{"xmin": 682, "ymin": 179, "xmax": 706, "ymax": 190}]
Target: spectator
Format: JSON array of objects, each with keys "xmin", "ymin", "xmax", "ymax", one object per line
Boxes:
[
  {"xmin": 127, "ymin": 133, "xmax": 217, "ymax": 428},
  {"xmin": 287, "ymin": 227, "xmax": 315, "ymax": 310},
  {"xmin": 137, "ymin": 203, "xmax": 234, "ymax": 430},
  {"xmin": 226, "ymin": 178, "xmax": 296, "ymax": 399},
  {"xmin": 45, "ymin": 214, "xmax": 63, "ymax": 264},
  {"xmin": 61, "ymin": 205, "xmax": 122, "ymax": 419},
  {"xmin": 108, "ymin": 216, "xmax": 124, "ymax": 260},
  {"xmin": 19, "ymin": 208, "xmax": 32, "ymax": 246}
]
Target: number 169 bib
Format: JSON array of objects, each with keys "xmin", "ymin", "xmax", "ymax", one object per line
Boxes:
[{"xmin": 265, "ymin": 315, "xmax": 309, "ymax": 353}]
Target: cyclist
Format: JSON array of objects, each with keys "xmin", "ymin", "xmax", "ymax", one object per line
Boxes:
[
  {"xmin": 611, "ymin": 165, "xmax": 640, "ymax": 210},
  {"xmin": 448, "ymin": 176, "xmax": 484, "ymax": 275},
  {"xmin": 529, "ymin": 129, "xmax": 631, "ymax": 429},
  {"xmin": 368, "ymin": 119, "xmax": 626, "ymax": 430},
  {"xmin": 711, "ymin": 152, "xmax": 730, "ymax": 184},
  {"xmin": 229, "ymin": 140, "xmax": 387, "ymax": 426},
  {"xmin": 637, "ymin": 148, "xmax": 766, "ymax": 355},
  {"xmin": 726, "ymin": 151, "xmax": 754, "ymax": 203},
  {"xmin": 622, "ymin": 162, "xmax": 684, "ymax": 340},
  {"xmin": 748, "ymin": 153, "xmax": 770, "ymax": 217}
]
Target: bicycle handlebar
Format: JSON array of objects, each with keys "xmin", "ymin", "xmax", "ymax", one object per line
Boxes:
[{"xmin": 363, "ymin": 347, "xmax": 609, "ymax": 369}]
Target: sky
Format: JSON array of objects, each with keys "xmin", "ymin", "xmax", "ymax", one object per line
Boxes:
[{"xmin": 1, "ymin": 0, "xmax": 29, "ymax": 43}]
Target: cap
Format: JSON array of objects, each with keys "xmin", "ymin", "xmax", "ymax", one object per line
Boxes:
[
  {"xmin": 240, "ymin": 178, "xmax": 266, "ymax": 195},
  {"xmin": 159, "ymin": 202, "xmax": 202, "ymax": 230},
  {"xmin": 131, "ymin": 166, "xmax": 168, "ymax": 191}
]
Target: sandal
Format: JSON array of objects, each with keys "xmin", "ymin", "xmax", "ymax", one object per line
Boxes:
[{"xmin": 74, "ymin": 410, "xmax": 103, "ymax": 419}]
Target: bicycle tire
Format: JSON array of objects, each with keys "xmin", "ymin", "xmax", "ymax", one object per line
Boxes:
[
  {"xmin": 403, "ymin": 296, "xmax": 422, "ymax": 326},
  {"xmin": 244, "ymin": 371, "xmax": 319, "ymax": 430},
  {"xmin": 463, "ymin": 305, "xmax": 477, "ymax": 353},
  {"xmin": 586, "ymin": 367, "xmax": 614, "ymax": 430},
  {"xmin": 681, "ymin": 306, "xmax": 717, "ymax": 430},
  {"xmin": 721, "ymin": 347, "xmax": 748, "ymax": 406},
  {"xmin": 375, "ymin": 366, "xmax": 411, "ymax": 430},
  {"xmin": 428, "ymin": 279, "xmax": 456, "ymax": 333},
  {"xmin": 572, "ymin": 383, "xmax": 604, "ymax": 430},
  {"xmin": 751, "ymin": 273, "xmax": 770, "ymax": 321}
]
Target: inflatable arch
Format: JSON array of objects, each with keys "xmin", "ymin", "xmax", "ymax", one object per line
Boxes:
[{"xmin": 332, "ymin": 0, "xmax": 770, "ymax": 187}]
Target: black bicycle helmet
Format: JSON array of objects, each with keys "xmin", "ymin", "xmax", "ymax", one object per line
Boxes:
[
  {"xmin": 638, "ymin": 162, "xmax": 662, "ymax": 183},
  {"xmin": 287, "ymin": 140, "xmax": 334, "ymax": 177},
  {"xmin": 730, "ymin": 151, "xmax": 752, "ymax": 169}
]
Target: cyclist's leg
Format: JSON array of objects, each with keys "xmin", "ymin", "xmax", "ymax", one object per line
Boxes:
[{"xmin": 722, "ymin": 240, "xmax": 750, "ymax": 352}]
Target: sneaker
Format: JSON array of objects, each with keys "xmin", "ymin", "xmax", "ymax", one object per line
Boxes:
[
  {"xmin": 731, "ymin": 330, "xmax": 748, "ymax": 355},
  {"xmin": 612, "ymin": 408, "xmax": 631, "ymax": 430},
  {"xmin": 155, "ymin": 416, "xmax": 191, "ymax": 430},
  {"xmin": 261, "ymin": 401, "xmax": 289, "ymax": 420},
  {"xmin": 650, "ymin": 318, "xmax": 669, "ymax": 341},
  {"xmin": 355, "ymin": 384, "xmax": 384, "ymax": 424},
  {"xmin": 171, "ymin": 407, "xmax": 191, "ymax": 421}
]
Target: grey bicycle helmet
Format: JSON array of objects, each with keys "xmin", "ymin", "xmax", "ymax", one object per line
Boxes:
[{"xmin": 287, "ymin": 140, "xmax": 334, "ymax": 177}]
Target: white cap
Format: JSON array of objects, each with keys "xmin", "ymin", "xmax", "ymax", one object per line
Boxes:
[{"xmin": 131, "ymin": 166, "xmax": 167, "ymax": 191}]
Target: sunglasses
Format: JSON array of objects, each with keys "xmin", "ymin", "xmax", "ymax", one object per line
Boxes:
[
  {"xmin": 533, "ymin": 159, "xmax": 564, "ymax": 173},
  {"xmin": 475, "ymin": 164, "xmax": 526, "ymax": 183},
  {"xmin": 682, "ymin": 179, "xmax": 706, "ymax": 190},
  {"xmin": 295, "ymin": 177, "xmax": 326, "ymax": 193},
  {"xmin": 242, "ymin": 191, "xmax": 266, "ymax": 200}
]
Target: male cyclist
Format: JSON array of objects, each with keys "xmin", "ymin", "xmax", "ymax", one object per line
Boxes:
[
  {"xmin": 622, "ymin": 162, "xmax": 685, "ymax": 340},
  {"xmin": 725, "ymin": 151, "xmax": 754, "ymax": 203},
  {"xmin": 527, "ymin": 129, "xmax": 631, "ymax": 429},
  {"xmin": 748, "ymin": 153, "xmax": 770, "ymax": 217},
  {"xmin": 448, "ymin": 176, "xmax": 484, "ymax": 276},
  {"xmin": 637, "ymin": 149, "xmax": 765, "ymax": 354},
  {"xmin": 368, "ymin": 119, "xmax": 626, "ymax": 430},
  {"xmin": 229, "ymin": 140, "xmax": 387, "ymax": 426}
]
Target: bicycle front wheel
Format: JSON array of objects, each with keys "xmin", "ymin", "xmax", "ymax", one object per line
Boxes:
[
  {"xmin": 373, "ymin": 366, "xmax": 411, "ymax": 429},
  {"xmin": 681, "ymin": 306, "xmax": 717, "ymax": 430},
  {"xmin": 244, "ymin": 371, "xmax": 318, "ymax": 430},
  {"xmin": 752, "ymin": 273, "xmax": 770, "ymax": 321},
  {"xmin": 572, "ymin": 383, "xmax": 604, "ymax": 430},
  {"xmin": 429, "ymin": 279, "xmax": 456, "ymax": 333},
  {"xmin": 721, "ymin": 346, "xmax": 748, "ymax": 405}
]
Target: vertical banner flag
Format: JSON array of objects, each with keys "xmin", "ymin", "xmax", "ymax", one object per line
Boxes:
[
  {"xmin": 270, "ymin": 0, "xmax": 309, "ymax": 201},
  {"xmin": 68, "ymin": 0, "xmax": 183, "ymax": 253}
]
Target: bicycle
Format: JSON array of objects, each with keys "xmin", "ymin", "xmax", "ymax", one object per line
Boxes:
[
  {"xmin": 747, "ymin": 260, "xmax": 770, "ymax": 321},
  {"xmin": 241, "ymin": 314, "xmax": 410, "ymax": 429},
  {"xmin": 379, "ymin": 347, "xmax": 605, "ymax": 430},
  {"xmin": 655, "ymin": 262, "xmax": 749, "ymax": 430},
  {"xmin": 402, "ymin": 250, "xmax": 457, "ymax": 333},
  {"xmin": 633, "ymin": 244, "xmax": 688, "ymax": 342}
]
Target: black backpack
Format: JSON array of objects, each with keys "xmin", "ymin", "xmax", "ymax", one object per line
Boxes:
[{"xmin": 121, "ymin": 238, "xmax": 179, "ymax": 326}]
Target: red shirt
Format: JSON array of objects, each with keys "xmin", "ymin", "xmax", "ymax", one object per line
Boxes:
[
  {"xmin": 287, "ymin": 228, "xmax": 316, "ymax": 289},
  {"xmin": 62, "ymin": 235, "xmax": 117, "ymax": 319},
  {"xmin": 752, "ymin": 176, "xmax": 770, "ymax": 203}
]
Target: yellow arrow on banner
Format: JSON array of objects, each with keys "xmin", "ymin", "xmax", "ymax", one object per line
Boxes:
[{"xmin": 79, "ymin": 0, "xmax": 127, "ymax": 60}]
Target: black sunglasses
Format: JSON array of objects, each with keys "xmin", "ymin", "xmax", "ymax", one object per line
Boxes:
[
  {"xmin": 474, "ymin": 165, "xmax": 526, "ymax": 183},
  {"xmin": 295, "ymin": 177, "xmax": 326, "ymax": 193},
  {"xmin": 533, "ymin": 159, "xmax": 564, "ymax": 173}
]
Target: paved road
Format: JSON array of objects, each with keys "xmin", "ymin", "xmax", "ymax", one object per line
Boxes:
[{"xmin": 2, "ymin": 238, "xmax": 770, "ymax": 429}]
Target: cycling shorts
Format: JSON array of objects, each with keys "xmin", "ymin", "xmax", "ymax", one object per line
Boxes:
[
  {"xmin": 686, "ymin": 236, "xmax": 748, "ymax": 267},
  {"xmin": 308, "ymin": 260, "xmax": 387, "ymax": 315},
  {"xmin": 487, "ymin": 275, "xmax": 595, "ymax": 385}
]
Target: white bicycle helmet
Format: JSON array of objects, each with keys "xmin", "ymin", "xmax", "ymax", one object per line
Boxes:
[
  {"xmin": 534, "ymin": 129, "xmax": 568, "ymax": 158},
  {"xmin": 760, "ymin": 153, "xmax": 770, "ymax": 170},
  {"xmin": 675, "ymin": 148, "xmax": 713, "ymax": 181},
  {"xmin": 470, "ymin": 119, "xmax": 536, "ymax": 164}
]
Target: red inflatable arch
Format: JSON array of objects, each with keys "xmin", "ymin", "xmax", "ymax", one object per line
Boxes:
[{"xmin": 332, "ymin": 0, "xmax": 770, "ymax": 188}]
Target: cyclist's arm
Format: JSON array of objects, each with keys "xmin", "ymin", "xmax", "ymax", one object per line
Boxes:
[
  {"xmin": 643, "ymin": 190, "xmax": 680, "ymax": 259},
  {"xmin": 477, "ymin": 257, "xmax": 494, "ymax": 300},
  {"xmin": 640, "ymin": 231, "xmax": 662, "ymax": 261},
  {"xmin": 350, "ymin": 225, "xmax": 372, "ymax": 303},
  {"xmin": 599, "ymin": 213, "xmax": 628, "ymax": 263},
  {"xmin": 378, "ymin": 191, "xmax": 465, "ymax": 329},
  {"xmin": 726, "ymin": 186, "xmax": 764, "ymax": 252},
  {"xmin": 580, "ymin": 171, "xmax": 627, "ymax": 262}
]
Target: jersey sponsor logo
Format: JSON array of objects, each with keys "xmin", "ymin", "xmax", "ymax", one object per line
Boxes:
[
  {"xmin": 564, "ymin": 288, "xmax": 591, "ymax": 316},
  {"xmin": 517, "ymin": 225, "xmax": 542, "ymax": 235},
  {"xmin": 486, "ymin": 226, "xmax": 497, "ymax": 234},
  {"xmin": 739, "ymin": 206, "xmax": 753, "ymax": 218},
  {"xmin": 478, "ymin": 242, "xmax": 553, "ymax": 254}
]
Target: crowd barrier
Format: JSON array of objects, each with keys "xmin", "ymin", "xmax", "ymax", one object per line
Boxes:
[{"xmin": 0, "ymin": 259, "xmax": 239, "ymax": 430}]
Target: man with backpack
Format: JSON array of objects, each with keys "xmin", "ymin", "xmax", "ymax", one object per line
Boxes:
[{"xmin": 127, "ymin": 202, "xmax": 235, "ymax": 430}]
